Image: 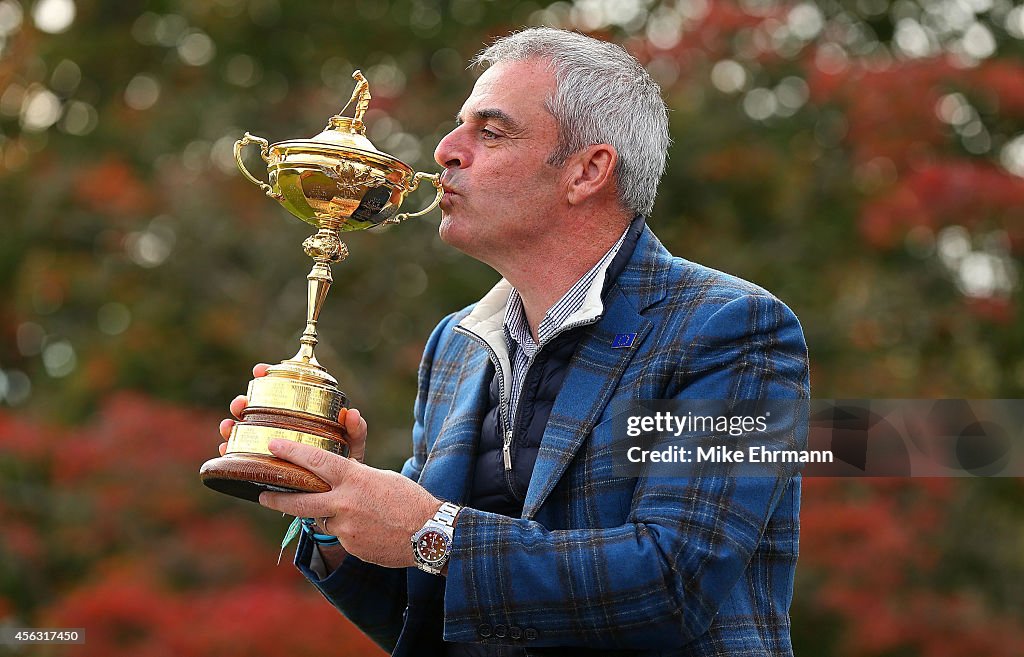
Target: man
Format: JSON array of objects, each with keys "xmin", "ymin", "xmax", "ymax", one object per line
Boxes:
[{"xmin": 219, "ymin": 27, "xmax": 809, "ymax": 656}]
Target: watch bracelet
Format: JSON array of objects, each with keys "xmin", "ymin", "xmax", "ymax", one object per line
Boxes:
[{"xmin": 411, "ymin": 501, "xmax": 462, "ymax": 575}]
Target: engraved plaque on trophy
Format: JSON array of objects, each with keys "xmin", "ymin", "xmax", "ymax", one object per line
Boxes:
[{"xmin": 199, "ymin": 71, "xmax": 442, "ymax": 502}]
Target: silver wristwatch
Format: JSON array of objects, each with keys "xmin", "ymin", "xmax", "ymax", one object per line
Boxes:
[{"xmin": 411, "ymin": 501, "xmax": 461, "ymax": 575}]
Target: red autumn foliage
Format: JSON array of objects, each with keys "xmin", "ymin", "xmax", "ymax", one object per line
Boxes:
[
  {"xmin": 964, "ymin": 296, "xmax": 1015, "ymax": 324},
  {"xmin": 805, "ymin": 59, "xmax": 954, "ymax": 168},
  {"xmin": 72, "ymin": 157, "xmax": 154, "ymax": 219},
  {"xmin": 634, "ymin": 6, "xmax": 1024, "ymax": 323},
  {"xmin": 798, "ymin": 478, "xmax": 1024, "ymax": 657},
  {"xmin": 861, "ymin": 161, "xmax": 1024, "ymax": 249},
  {"xmin": 802, "ymin": 55, "xmax": 1024, "ymax": 264},
  {"xmin": 975, "ymin": 60, "xmax": 1024, "ymax": 118},
  {"xmin": 0, "ymin": 394, "xmax": 385, "ymax": 656}
]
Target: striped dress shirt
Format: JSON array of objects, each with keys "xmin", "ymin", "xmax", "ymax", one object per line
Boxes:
[{"xmin": 501, "ymin": 228, "xmax": 627, "ymax": 428}]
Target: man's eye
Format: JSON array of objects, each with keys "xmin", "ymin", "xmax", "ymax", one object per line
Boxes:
[{"xmin": 480, "ymin": 128, "xmax": 500, "ymax": 140}]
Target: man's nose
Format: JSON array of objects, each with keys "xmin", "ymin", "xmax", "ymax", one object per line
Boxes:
[{"xmin": 434, "ymin": 127, "xmax": 466, "ymax": 169}]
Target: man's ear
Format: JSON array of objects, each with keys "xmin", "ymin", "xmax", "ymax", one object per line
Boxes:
[{"xmin": 565, "ymin": 144, "xmax": 618, "ymax": 206}]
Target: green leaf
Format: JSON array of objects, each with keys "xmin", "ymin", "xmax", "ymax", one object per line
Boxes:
[{"xmin": 277, "ymin": 516, "xmax": 303, "ymax": 565}]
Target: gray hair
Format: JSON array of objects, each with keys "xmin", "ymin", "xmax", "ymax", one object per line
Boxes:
[{"xmin": 473, "ymin": 27, "xmax": 670, "ymax": 217}]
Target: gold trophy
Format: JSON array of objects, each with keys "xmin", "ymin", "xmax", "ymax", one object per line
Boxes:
[{"xmin": 200, "ymin": 71, "xmax": 442, "ymax": 502}]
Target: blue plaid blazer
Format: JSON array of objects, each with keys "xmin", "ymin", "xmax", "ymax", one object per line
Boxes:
[{"xmin": 295, "ymin": 226, "xmax": 810, "ymax": 656}]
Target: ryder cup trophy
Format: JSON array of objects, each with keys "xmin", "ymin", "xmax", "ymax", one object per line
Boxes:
[{"xmin": 200, "ymin": 71, "xmax": 442, "ymax": 502}]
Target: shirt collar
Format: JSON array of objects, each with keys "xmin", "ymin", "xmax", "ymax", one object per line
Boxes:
[{"xmin": 457, "ymin": 225, "xmax": 629, "ymax": 364}]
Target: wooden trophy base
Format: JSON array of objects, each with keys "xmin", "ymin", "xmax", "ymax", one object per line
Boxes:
[
  {"xmin": 200, "ymin": 453, "xmax": 332, "ymax": 503},
  {"xmin": 201, "ymin": 367, "xmax": 349, "ymax": 503}
]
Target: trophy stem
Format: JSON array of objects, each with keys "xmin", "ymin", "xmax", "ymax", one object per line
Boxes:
[
  {"xmin": 293, "ymin": 261, "xmax": 331, "ymax": 363},
  {"xmin": 290, "ymin": 221, "xmax": 348, "ymax": 366}
]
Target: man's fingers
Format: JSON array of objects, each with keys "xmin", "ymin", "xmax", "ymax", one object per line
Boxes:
[
  {"xmin": 267, "ymin": 438, "xmax": 352, "ymax": 486},
  {"xmin": 341, "ymin": 408, "xmax": 367, "ymax": 463},
  {"xmin": 258, "ymin": 490, "xmax": 334, "ymax": 519},
  {"xmin": 344, "ymin": 407, "xmax": 367, "ymax": 439},
  {"xmin": 229, "ymin": 395, "xmax": 248, "ymax": 420},
  {"xmin": 218, "ymin": 442, "xmax": 227, "ymax": 456},
  {"xmin": 217, "ymin": 365, "xmax": 268, "ymax": 458}
]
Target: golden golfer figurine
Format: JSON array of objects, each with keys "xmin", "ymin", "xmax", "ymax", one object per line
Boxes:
[{"xmin": 200, "ymin": 71, "xmax": 442, "ymax": 502}]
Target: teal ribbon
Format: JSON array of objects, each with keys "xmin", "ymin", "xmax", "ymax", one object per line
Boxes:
[{"xmin": 277, "ymin": 516, "xmax": 340, "ymax": 565}]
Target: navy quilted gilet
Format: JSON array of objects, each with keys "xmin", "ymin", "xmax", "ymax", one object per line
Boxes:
[{"xmin": 466, "ymin": 215, "xmax": 644, "ymax": 518}]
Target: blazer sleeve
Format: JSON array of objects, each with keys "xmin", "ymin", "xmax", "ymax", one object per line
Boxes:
[
  {"xmin": 292, "ymin": 312, "xmax": 460, "ymax": 653},
  {"xmin": 441, "ymin": 294, "xmax": 810, "ymax": 649}
]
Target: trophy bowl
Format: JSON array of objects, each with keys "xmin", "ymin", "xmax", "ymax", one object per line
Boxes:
[
  {"xmin": 200, "ymin": 70, "xmax": 442, "ymax": 503},
  {"xmin": 238, "ymin": 118, "xmax": 440, "ymax": 232}
]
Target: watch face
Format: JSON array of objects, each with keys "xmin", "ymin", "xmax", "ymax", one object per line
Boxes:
[{"xmin": 415, "ymin": 530, "xmax": 450, "ymax": 564}]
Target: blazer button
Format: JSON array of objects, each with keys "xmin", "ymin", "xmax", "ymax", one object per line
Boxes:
[
  {"xmin": 478, "ymin": 624, "xmax": 492, "ymax": 638},
  {"xmin": 493, "ymin": 625, "xmax": 507, "ymax": 638},
  {"xmin": 509, "ymin": 626, "xmax": 522, "ymax": 640},
  {"xmin": 524, "ymin": 628, "xmax": 538, "ymax": 641}
]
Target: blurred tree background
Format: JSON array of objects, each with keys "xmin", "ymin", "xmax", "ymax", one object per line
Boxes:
[{"xmin": 1, "ymin": 0, "xmax": 1023, "ymax": 655}]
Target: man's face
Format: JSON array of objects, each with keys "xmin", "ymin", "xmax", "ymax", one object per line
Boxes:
[{"xmin": 433, "ymin": 59, "xmax": 566, "ymax": 267}]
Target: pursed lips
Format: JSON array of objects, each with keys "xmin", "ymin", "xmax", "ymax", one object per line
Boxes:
[{"xmin": 439, "ymin": 172, "xmax": 462, "ymax": 197}]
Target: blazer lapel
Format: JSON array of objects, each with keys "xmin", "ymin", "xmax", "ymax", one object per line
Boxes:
[
  {"xmin": 522, "ymin": 285, "xmax": 652, "ymax": 519},
  {"xmin": 521, "ymin": 227, "xmax": 672, "ymax": 519}
]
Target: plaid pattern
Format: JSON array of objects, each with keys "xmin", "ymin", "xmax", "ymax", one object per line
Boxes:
[{"xmin": 295, "ymin": 226, "xmax": 809, "ymax": 656}]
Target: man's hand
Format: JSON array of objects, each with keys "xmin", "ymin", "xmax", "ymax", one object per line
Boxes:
[
  {"xmin": 216, "ymin": 363, "xmax": 434, "ymax": 569},
  {"xmin": 217, "ymin": 363, "xmax": 368, "ymax": 463},
  {"xmin": 258, "ymin": 439, "xmax": 443, "ymax": 569}
]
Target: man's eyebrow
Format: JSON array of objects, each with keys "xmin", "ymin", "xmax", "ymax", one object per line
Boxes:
[{"xmin": 454, "ymin": 108, "xmax": 524, "ymax": 132}]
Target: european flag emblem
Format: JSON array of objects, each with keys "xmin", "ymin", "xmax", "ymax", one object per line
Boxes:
[{"xmin": 612, "ymin": 333, "xmax": 637, "ymax": 349}]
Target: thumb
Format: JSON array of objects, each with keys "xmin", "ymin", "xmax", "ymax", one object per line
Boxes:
[{"xmin": 340, "ymin": 407, "xmax": 367, "ymax": 463}]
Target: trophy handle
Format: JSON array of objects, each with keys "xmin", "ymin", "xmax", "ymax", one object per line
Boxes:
[
  {"xmin": 234, "ymin": 132, "xmax": 277, "ymax": 198},
  {"xmin": 380, "ymin": 173, "xmax": 443, "ymax": 226}
]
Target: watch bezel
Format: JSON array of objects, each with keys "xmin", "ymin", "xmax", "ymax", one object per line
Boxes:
[
  {"xmin": 411, "ymin": 502, "xmax": 461, "ymax": 575},
  {"xmin": 413, "ymin": 527, "xmax": 452, "ymax": 565}
]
